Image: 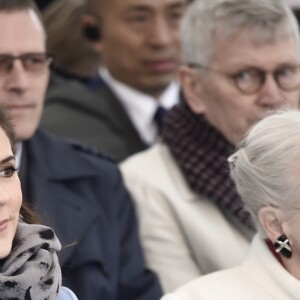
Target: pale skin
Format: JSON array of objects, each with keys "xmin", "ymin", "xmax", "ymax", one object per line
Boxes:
[
  {"xmin": 259, "ymin": 206, "xmax": 300, "ymax": 280},
  {"xmin": 180, "ymin": 30, "xmax": 300, "ymax": 145},
  {"xmin": 0, "ymin": 10, "xmax": 49, "ymax": 141},
  {"xmin": 0, "ymin": 127, "xmax": 22, "ymax": 259},
  {"xmin": 259, "ymin": 160, "xmax": 300, "ymax": 280}
]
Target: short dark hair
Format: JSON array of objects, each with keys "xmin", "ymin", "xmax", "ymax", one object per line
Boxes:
[{"xmin": 0, "ymin": 0, "xmax": 44, "ymax": 29}]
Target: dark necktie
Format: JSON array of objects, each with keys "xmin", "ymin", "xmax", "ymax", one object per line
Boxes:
[{"xmin": 154, "ymin": 106, "xmax": 167, "ymax": 135}]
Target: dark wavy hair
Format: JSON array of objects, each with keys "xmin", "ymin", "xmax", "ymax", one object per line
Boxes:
[{"xmin": 0, "ymin": 106, "xmax": 42, "ymax": 225}]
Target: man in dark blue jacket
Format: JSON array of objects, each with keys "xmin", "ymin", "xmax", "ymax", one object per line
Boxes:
[{"xmin": 0, "ymin": 1, "xmax": 162, "ymax": 299}]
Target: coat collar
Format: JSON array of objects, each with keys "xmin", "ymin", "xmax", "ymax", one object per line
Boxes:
[
  {"xmin": 158, "ymin": 143, "xmax": 199, "ymax": 202},
  {"xmin": 242, "ymin": 235, "xmax": 300, "ymax": 298},
  {"xmin": 20, "ymin": 130, "xmax": 106, "ymax": 266},
  {"xmin": 23, "ymin": 129, "xmax": 100, "ymax": 180}
]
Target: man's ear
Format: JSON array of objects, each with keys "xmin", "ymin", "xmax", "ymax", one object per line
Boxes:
[
  {"xmin": 258, "ymin": 206, "xmax": 284, "ymax": 242},
  {"xmin": 179, "ymin": 65, "xmax": 206, "ymax": 114},
  {"xmin": 81, "ymin": 14, "xmax": 103, "ymax": 53}
]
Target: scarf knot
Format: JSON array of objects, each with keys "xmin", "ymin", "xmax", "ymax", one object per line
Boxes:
[{"xmin": 0, "ymin": 222, "xmax": 62, "ymax": 300}]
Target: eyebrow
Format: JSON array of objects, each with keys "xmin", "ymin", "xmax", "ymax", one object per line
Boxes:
[
  {"xmin": 168, "ymin": 2, "xmax": 187, "ymax": 10},
  {"xmin": 126, "ymin": 2, "xmax": 187, "ymax": 12},
  {"xmin": 0, "ymin": 156, "xmax": 15, "ymax": 164},
  {"xmin": 226, "ymin": 59, "xmax": 300, "ymax": 72}
]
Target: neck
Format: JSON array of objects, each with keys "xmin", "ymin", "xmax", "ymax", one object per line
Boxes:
[{"xmin": 282, "ymin": 255, "xmax": 300, "ymax": 280}]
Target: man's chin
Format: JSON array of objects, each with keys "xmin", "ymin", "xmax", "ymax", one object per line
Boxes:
[
  {"xmin": 16, "ymin": 128, "xmax": 37, "ymax": 141},
  {"xmin": 138, "ymin": 79, "xmax": 174, "ymax": 98}
]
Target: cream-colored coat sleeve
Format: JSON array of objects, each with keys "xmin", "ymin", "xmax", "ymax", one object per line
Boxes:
[
  {"xmin": 121, "ymin": 143, "xmax": 249, "ymax": 293},
  {"xmin": 122, "ymin": 174, "xmax": 202, "ymax": 292}
]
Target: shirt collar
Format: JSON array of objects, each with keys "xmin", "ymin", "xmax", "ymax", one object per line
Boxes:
[{"xmin": 99, "ymin": 67, "xmax": 179, "ymax": 145}]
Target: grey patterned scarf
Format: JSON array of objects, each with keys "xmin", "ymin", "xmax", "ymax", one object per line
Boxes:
[{"xmin": 0, "ymin": 222, "xmax": 62, "ymax": 300}]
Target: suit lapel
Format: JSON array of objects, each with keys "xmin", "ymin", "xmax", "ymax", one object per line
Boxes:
[
  {"xmin": 48, "ymin": 74, "xmax": 147, "ymax": 153},
  {"xmin": 81, "ymin": 76, "xmax": 148, "ymax": 152}
]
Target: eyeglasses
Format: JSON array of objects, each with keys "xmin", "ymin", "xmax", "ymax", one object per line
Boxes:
[
  {"xmin": 0, "ymin": 52, "xmax": 54, "ymax": 75},
  {"xmin": 189, "ymin": 63, "xmax": 300, "ymax": 95}
]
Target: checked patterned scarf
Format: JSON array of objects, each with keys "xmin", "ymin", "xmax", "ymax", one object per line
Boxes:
[{"xmin": 163, "ymin": 103, "xmax": 255, "ymax": 231}]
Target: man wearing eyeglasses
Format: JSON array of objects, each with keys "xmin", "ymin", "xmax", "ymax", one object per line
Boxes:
[
  {"xmin": 0, "ymin": 1, "xmax": 162, "ymax": 300},
  {"xmin": 120, "ymin": 0, "xmax": 300, "ymax": 294}
]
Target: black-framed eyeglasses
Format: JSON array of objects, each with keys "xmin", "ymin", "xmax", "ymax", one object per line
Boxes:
[
  {"xmin": 0, "ymin": 52, "xmax": 54, "ymax": 75},
  {"xmin": 189, "ymin": 62, "xmax": 300, "ymax": 95}
]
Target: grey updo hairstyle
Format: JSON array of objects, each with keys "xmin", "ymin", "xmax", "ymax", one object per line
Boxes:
[{"xmin": 229, "ymin": 109, "xmax": 300, "ymax": 235}]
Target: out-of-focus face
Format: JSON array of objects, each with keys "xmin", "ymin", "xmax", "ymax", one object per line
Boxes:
[
  {"xmin": 182, "ymin": 31, "xmax": 300, "ymax": 145},
  {"xmin": 0, "ymin": 126, "xmax": 22, "ymax": 259},
  {"xmin": 96, "ymin": 0, "xmax": 186, "ymax": 98},
  {"xmin": 0, "ymin": 10, "xmax": 49, "ymax": 141}
]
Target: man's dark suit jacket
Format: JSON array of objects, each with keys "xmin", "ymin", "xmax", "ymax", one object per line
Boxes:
[
  {"xmin": 19, "ymin": 130, "xmax": 162, "ymax": 300},
  {"xmin": 41, "ymin": 73, "xmax": 147, "ymax": 162}
]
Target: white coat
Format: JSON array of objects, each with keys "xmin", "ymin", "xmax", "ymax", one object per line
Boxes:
[
  {"xmin": 121, "ymin": 143, "xmax": 250, "ymax": 293},
  {"xmin": 161, "ymin": 234, "xmax": 300, "ymax": 300}
]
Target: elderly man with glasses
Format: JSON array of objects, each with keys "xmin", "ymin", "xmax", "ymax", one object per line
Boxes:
[{"xmin": 121, "ymin": 0, "xmax": 300, "ymax": 294}]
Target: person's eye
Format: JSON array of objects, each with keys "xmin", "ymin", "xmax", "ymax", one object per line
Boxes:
[
  {"xmin": 169, "ymin": 10, "xmax": 184, "ymax": 22},
  {"xmin": 0, "ymin": 57, "xmax": 9, "ymax": 64},
  {"xmin": 0, "ymin": 57, "xmax": 11, "ymax": 70},
  {"xmin": 0, "ymin": 166, "xmax": 18, "ymax": 178},
  {"xmin": 277, "ymin": 67, "xmax": 297, "ymax": 78},
  {"xmin": 27, "ymin": 56, "xmax": 45, "ymax": 65},
  {"xmin": 128, "ymin": 14, "xmax": 149, "ymax": 24},
  {"xmin": 233, "ymin": 69, "xmax": 262, "ymax": 84},
  {"xmin": 21, "ymin": 54, "xmax": 46, "ymax": 67},
  {"xmin": 233, "ymin": 70, "xmax": 253, "ymax": 81}
]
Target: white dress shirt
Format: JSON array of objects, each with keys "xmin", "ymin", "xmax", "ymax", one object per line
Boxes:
[{"xmin": 100, "ymin": 68, "xmax": 179, "ymax": 145}]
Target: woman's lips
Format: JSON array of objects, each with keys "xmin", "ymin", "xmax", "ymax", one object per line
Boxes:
[{"xmin": 0, "ymin": 219, "xmax": 8, "ymax": 232}]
